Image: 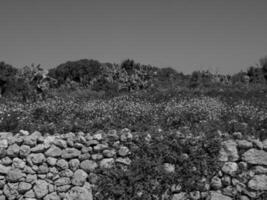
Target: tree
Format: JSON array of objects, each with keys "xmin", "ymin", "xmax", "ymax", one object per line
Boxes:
[
  {"xmin": 48, "ymin": 59, "xmax": 102, "ymax": 86},
  {"xmin": 260, "ymin": 56, "xmax": 267, "ymax": 81},
  {"xmin": 0, "ymin": 62, "xmax": 18, "ymax": 96},
  {"xmin": 247, "ymin": 66, "xmax": 265, "ymax": 83}
]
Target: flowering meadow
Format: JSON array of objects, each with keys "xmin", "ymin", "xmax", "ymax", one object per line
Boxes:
[{"xmin": 0, "ymin": 87, "xmax": 266, "ymax": 139}]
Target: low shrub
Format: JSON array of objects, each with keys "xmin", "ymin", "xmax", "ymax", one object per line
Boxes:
[{"xmin": 95, "ymin": 130, "xmax": 221, "ymax": 200}]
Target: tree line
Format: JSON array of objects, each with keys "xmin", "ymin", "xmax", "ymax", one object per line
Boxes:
[{"xmin": 0, "ymin": 56, "xmax": 267, "ymax": 101}]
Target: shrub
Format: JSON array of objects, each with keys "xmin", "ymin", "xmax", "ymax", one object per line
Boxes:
[{"xmin": 96, "ymin": 130, "xmax": 221, "ymax": 200}]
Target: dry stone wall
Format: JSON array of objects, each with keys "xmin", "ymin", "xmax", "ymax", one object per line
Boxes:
[
  {"xmin": 0, "ymin": 129, "xmax": 266, "ymax": 200},
  {"xmin": 0, "ymin": 129, "xmax": 133, "ymax": 200},
  {"xmin": 171, "ymin": 134, "xmax": 267, "ymax": 200}
]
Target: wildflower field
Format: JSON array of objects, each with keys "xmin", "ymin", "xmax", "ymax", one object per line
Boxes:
[{"xmin": 0, "ymin": 86, "xmax": 266, "ymax": 139}]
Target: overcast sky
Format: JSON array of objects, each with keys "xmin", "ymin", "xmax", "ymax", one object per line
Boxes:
[{"xmin": 0, "ymin": 0, "xmax": 267, "ymax": 74}]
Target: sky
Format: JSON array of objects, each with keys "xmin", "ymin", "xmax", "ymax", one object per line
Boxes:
[{"xmin": 0, "ymin": 0, "xmax": 267, "ymax": 74}]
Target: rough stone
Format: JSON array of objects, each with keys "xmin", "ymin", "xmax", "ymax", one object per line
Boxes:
[
  {"xmin": 237, "ymin": 140, "xmax": 253, "ymax": 149},
  {"xmin": 120, "ymin": 128, "xmax": 133, "ymax": 141},
  {"xmin": 65, "ymin": 186, "xmax": 93, "ymax": 200},
  {"xmin": 103, "ymin": 149, "xmax": 116, "ymax": 158},
  {"xmin": 0, "ymin": 164, "xmax": 10, "ymax": 174},
  {"xmin": 263, "ymin": 139, "xmax": 267, "ymax": 150},
  {"xmin": 44, "ymin": 192, "xmax": 60, "ymax": 200},
  {"xmin": 25, "ymin": 174, "xmax": 37, "ymax": 183},
  {"xmin": 0, "ymin": 179, "xmax": 5, "ymax": 189},
  {"xmin": 209, "ymin": 191, "xmax": 232, "ymax": 200},
  {"xmin": 238, "ymin": 161, "xmax": 248, "ymax": 171},
  {"xmin": 222, "ymin": 186, "xmax": 237, "ymax": 197},
  {"xmin": 18, "ymin": 182, "xmax": 32, "ymax": 193},
  {"xmin": 222, "ymin": 175, "xmax": 231, "ymax": 186},
  {"xmin": 116, "ymin": 157, "xmax": 131, "ymax": 165},
  {"xmin": 61, "ymin": 148, "xmax": 81, "ymax": 159},
  {"xmin": 242, "ymin": 149, "xmax": 267, "ymax": 165},
  {"xmin": 106, "ymin": 130, "xmax": 119, "ymax": 140},
  {"xmin": 81, "ymin": 146, "xmax": 90, "ymax": 154},
  {"xmin": 79, "ymin": 153, "xmax": 91, "ymax": 161},
  {"xmin": 12, "ymin": 157, "xmax": 25, "ymax": 169},
  {"xmin": 7, "ymin": 169, "xmax": 25, "ymax": 182},
  {"xmin": 0, "ymin": 140, "xmax": 8, "ymax": 148},
  {"xmin": 6, "ymin": 144, "xmax": 19, "ymax": 157},
  {"xmin": 24, "ymin": 189, "xmax": 35, "ymax": 198},
  {"xmin": 253, "ymin": 166, "xmax": 267, "ymax": 174},
  {"xmin": 69, "ymin": 159, "xmax": 80, "ymax": 171},
  {"xmin": 211, "ymin": 176, "xmax": 222, "ymax": 189},
  {"xmin": 91, "ymin": 153, "xmax": 103, "ymax": 160},
  {"xmin": 45, "ymin": 145, "xmax": 62, "ymax": 157},
  {"xmin": 54, "ymin": 177, "xmax": 71, "ymax": 186},
  {"xmin": 248, "ymin": 175, "xmax": 267, "ymax": 190},
  {"xmin": 80, "ymin": 160, "xmax": 98, "ymax": 172},
  {"xmin": 31, "ymin": 144, "xmax": 46, "ymax": 153},
  {"xmin": 171, "ymin": 192, "xmax": 187, "ymax": 200},
  {"xmin": 100, "ymin": 158, "xmax": 115, "ymax": 169},
  {"xmin": 53, "ymin": 139, "xmax": 67, "ymax": 149},
  {"xmin": 19, "ymin": 145, "xmax": 31, "ymax": 157},
  {"xmin": 72, "ymin": 169, "xmax": 88, "ymax": 186},
  {"xmin": 19, "ymin": 130, "xmax": 29, "ymax": 136},
  {"xmin": 233, "ymin": 132, "xmax": 242, "ymax": 139},
  {"xmin": 222, "ymin": 162, "xmax": 238, "ymax": 175},
  {"xmin": 251, "ymin": 139, "xmax": 263, "ymax": 149},
  {"xmin": 0, "ymin": 148, "xmax": 6, "ymax": 159},
  {"xmin": 24, "ymin": 135, "xmax": 38, "ymax": 147},
  {"xmin": 87, "ymin": 140, "xmax": 99, "ymax": 146},
  {"xmin": 240, "ymin": 196, "xmax": 250, "ymax": 200},
  {"xmin": 33, "ymin": 180, "xmax": 49, "ymax": 198},
  {"xmin": 93, "ymin": 144, "xmax": 108, "ymax": 151},
  {"xmin": 59, "ymin": 169, "xmax": 73, "ymax": 177},
  {"xmin": 43, "ymin": 136, "xmax": 56, "ymax": 148},
  {"xmin": 93, "ymin": 132, "xmax": 103, "ymax": 141},
  {"xmin": 47, "ymin": 157, "xmax": 57, "ymax": 166},
  {"xmin": 56, "ymin": 185, "xmax": 71, "ymax": 192},
  {"xmin": 28, "ymin": 153, "xmax": 46, "ymax": 165},
  {"xmin": 3, "ymin": 183, "xmax": 19, "ymax": 200},
  {"xmin": 56, "ymin": 159, "xmax": 69, "ymax": 169},
  {"xmin": 118, "ymin": 146, "xmax": 130, "ymax": 157},
  {"xmin": 38, "ymin": 163, "xmax": 49, "ymax": 174},
  {"xmin": 219, "ymin": 140, "xmax": 239, "ymax": 162}
]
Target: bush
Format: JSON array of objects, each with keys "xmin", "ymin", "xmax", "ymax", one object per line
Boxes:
[
  {"xmin": 48, "ymin": 59, "xmax": 102, "ymax": 86},
  {"xmin": 95, "ymin": 130, "xmax": 221, "ymax": 200}
]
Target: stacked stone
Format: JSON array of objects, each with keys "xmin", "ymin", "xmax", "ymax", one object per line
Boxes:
[
  {"xmin": 0, "ymin": 128, "xmax": 133, "ymax": 200},
  {"xmin": 171, "ymin": 132, "xmax": 267, "ymax": 200}
]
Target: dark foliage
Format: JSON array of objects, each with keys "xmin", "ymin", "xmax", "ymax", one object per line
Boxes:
[
  {"xmin": 0, "ymin": 62, "xmax": 18, "ymax": 96},
  {"xmin": 95, "ymin": 131, "xmax": 221, "ymax": 200},
  {"xmin": 48, "ymin": 59, "xmax": 102, "ymax": 86}
]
